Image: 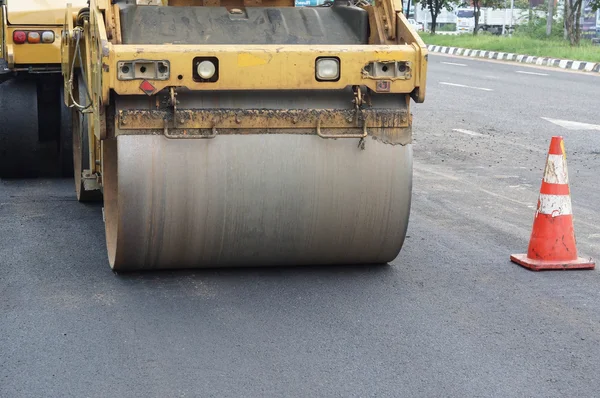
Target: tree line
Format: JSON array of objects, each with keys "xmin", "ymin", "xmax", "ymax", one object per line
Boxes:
[{"xmin": 415, "ymin": 0, "xmax": 600, "ymax": 45}]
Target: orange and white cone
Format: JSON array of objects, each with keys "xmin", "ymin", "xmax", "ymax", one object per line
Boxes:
[{"xmin": 510, "ymin": 136, "xmax": 595, "ymax": 271}]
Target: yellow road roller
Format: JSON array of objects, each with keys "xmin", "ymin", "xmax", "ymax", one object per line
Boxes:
[
  {"xmin": 60, "ymin": 0, "xmax": 428, "ymax": 270},
  {"xmin": 0, "ymin": 0, "xmax": 87, "ymax": 177}
]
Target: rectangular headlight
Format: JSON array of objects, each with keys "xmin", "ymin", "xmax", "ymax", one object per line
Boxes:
[{"xmin": 316, "ymin": 57, "xmax": 340, "ymax": 81}]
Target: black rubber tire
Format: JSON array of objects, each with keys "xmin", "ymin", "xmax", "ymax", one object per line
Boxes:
[{"xmin": 0, "ymin": 79, "xmax": 41, "ymax": 178}]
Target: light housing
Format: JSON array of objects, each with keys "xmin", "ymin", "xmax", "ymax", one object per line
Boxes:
[
  {"xmin": 192, "ymin": 57, "xmax": 219, "ymax": 83},
  {"xmin": 13, "ymin": 31, "xmax": 27, "ymax": 44},
  {"xmin": 197, "ymin": 61, "xmax": 216, "ymax": 80},
  {"xmin": 41, "ymin": 31, "xmax": 55, "ymax": 43},
  {"xmin": 12, "ymin": 30, "xmax": 56, "ymax": 44},
  {"xmin": 315, "ymin": 57, "xmax": 340, "ymax": 81},
  {"xmin": 362, "ymin": 61, "xmax": 412, "ymax": 80},
  {"xmin": 117, "ymin": 60, "xmax": 170, "ymax": 81},
  {"xmin": 27, "ymin": 32, "xmax": 41, "ymax": 44}
]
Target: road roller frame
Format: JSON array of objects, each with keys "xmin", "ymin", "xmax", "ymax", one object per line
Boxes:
[
  {"xmin": 60, "ymin": 0, "xmax": 428, "ymax": 269},
  {"xmin": 62, "ymin": 0, "xmax": 427, "ymax": 169},
  {"xmin": 0, "ymin": 1, "xmax": 88, "ymax": 178},
  {"xmin": 1, "ymin": 0, "xmax": 87, "ymax": 74}
]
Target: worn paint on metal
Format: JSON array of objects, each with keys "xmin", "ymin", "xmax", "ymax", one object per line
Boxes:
[
  {"xmin": 117, "ymin": 108, "xmax": 409, "ymax": 129},
  {"xmin": 82, "ymin": 1, "xmax": 427, "ymax": 104},
  {"xmin": 5, "ymin": 0, "xmax": 88, "ymax": 25},
  {"xmin": 108, "ymin": 44, "xmax": 424, "ymax": 94},
  {"xmin": 59, "ymin": 0, "xmax": 428, "ymax": 270},
  {"xmin": 2, "ymin": 1, "xmax": 87, "ymax": 67},
  {"xmin": 116, "ymin": 108, "xmax": 411, "ymax": 144}
]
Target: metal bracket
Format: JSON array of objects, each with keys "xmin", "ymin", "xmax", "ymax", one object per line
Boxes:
[
  {"xmin": 0, "ymin": 59, "xmax": 12, "ymax": 84},
  {"xmin": 163, "ymin": 87, "xmax": 218, "ymax": 138},
  {"xmin": 353, "ymin": 86, "xmax": 363, "ymax": 109},
  {"xmin": 169, "ymin": 87, "xmax": 178, "ymax": 122},
  {"xmin": 0, "ymin": 58, "xmax": 9, "ymax": 74},
  {"xmin": 315, "ymin": 87, "xmax": 368, "ymax": 145},
  {"xmin": 82, "ymin": 170, "xmax": 102, "ymax": 191},
  {"xmin": 316, "ymin": 119, "xmax": 368, "ymax": 139},
  {"xmin": 163, "ymin": 123, "xmax": 218, "ymax": 139}
]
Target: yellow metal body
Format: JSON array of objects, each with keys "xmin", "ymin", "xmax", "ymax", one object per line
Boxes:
[
  {"xmin": 87, "ymin": 1, "xmax": 427, "ymax": 105},
  {"xmin": 63, "ymin": 2, "xmax": 427, "ymax": 119},
  {"xmin": 61, "ymin": 0, "xmax": 428, "ymax": 194},
  {"xmin": 59, "ymin": 0, "xmax": 429, "ymax": 270},
  {"xmin": 1, "ymin": 0, "xmax": 87, "ymax": 68},
  {"xmin": 109, "ymin": 45, "xmax": 423, "ymax": 94}
]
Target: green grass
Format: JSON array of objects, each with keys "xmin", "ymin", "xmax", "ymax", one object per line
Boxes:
[{"xmin": 421, "ymin": 33, "xmax": 600, "ymax": 63}]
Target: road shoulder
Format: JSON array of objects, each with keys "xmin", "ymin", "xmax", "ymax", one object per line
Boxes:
[{"xmin": 426, "ymin": 44, "xmax": 600, "ymax": 74}]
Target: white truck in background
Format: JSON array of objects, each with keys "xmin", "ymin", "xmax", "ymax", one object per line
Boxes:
[
  {"xmin": 456, "ymin": 7, "xmax": 531, "ymax": 34},
  {"xmin": 414, "ymin": 6, "xmax": 457, "ymax": 31}
]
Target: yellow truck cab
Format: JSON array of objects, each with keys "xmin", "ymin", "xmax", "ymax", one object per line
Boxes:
[{"xmin": 0, "ymin": 0, "xmax": 86, "ymax": 177}]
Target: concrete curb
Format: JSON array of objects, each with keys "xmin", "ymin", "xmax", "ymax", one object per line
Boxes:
[{"xmin": 426, "ymin": 45, "xmax": 600, "ymax": 74}]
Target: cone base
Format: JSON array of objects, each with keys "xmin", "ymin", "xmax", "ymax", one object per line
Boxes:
[{"xmin": 510, "ymin": 254, "xmax": 595, "ymax": 271}]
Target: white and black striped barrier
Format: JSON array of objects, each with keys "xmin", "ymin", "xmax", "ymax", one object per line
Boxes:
[{"xmin": 427, "ymin": 44, "xmax": 600, "ymax": 73}]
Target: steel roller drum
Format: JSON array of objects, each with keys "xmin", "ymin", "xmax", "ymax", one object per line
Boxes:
[{"xmin": 102, "ymin": 133, "xmax": 412, "ymax": 270}]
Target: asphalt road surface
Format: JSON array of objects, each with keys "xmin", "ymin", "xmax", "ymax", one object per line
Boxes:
[{"xmin": 2, "ymin": 54, "xmax": 599, "ymax": 397}]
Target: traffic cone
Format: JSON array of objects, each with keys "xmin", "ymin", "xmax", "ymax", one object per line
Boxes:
[{"xmin": 510, "ymin": 136, "xmax": 595, "ymax": 271}]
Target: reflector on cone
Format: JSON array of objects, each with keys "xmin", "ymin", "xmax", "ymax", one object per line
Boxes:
[{"xmin": 510, "ymin": 136, "xmax": 595, "ymax": 271}]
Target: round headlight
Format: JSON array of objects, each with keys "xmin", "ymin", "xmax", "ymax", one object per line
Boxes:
[{"xmin": 197, "ymin": 61, "xmax": 216, "ymax": 80}]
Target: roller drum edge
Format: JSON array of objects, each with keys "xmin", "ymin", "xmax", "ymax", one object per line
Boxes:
[{"xmin": 103, "ymin": 134, "xmax": 413, "ymax": 270}]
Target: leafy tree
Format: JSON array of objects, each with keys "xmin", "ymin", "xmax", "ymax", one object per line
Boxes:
[
  {"xmin": 561, "ymin": 0, "xmax": 600, "ymax": 45},
  {"xmin": 546, "ymin": 0, "xmax": 554, "ymax": 36},
  {"xmin": 564, "ymin": 0, "xmax": 584, "ymax": 45},
  {"xmin": 414, "ymin": 0, "xmax": 455, "ymax": 34},
  {"xmin": 472, "ymin": 0, "xmax": 483, "ymax": 34},
  {"xmin": 513, "ymin": 0, "xmax": 530, "ymax": 8},
  {"xmin": 513, "ymin": 0, "xmax": 564, "ymax": 39},
  {"xmin": 458, "ymin": 0, "xmax": 504, "ymax": 35}
]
